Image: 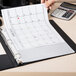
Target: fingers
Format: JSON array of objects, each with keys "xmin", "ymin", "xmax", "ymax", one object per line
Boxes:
[
  {"xmin": 41, "ymin": 0, "xmax": 55, "ymax": 10},
  {"xmin": 41, "ymin": 0, "xmax": 45, "ymax": 3},
  {"xmin": 48, "ymin": 3, "xmax": 54, "ymax": 9},
  {"xmin": 48, "ymin": 2, "xmax": 54, "ymax": 9},
  {"xmin": 45, "ymin": 0, "xmax": 55, "ymax": 8}
]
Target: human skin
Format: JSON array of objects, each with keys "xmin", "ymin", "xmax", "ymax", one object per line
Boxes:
[{"xmin": 41, "ymin": 0, "xmax": 58, "ymax": 9}]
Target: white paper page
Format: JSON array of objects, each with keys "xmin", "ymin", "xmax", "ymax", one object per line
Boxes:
[
  {"xmin": 1, "ymin": 4, "xmax": 75, "ymax": 63},
  {"xmin": 0, "ymin": 42, "xmax": 6, "ymax": 55}
]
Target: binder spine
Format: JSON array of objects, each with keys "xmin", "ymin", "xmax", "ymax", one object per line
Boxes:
[
  {"xmin": 1, "ymin": 33, "xmax": 23, "ymax": 64},
  {"xmin": 5, "ymin": 40, "xmax": 22, "ymax": 64}
]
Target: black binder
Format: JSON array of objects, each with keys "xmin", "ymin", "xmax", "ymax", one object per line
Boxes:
[{"xmin": 0, "ymin": 20, "xmax": 76, "ymax": 71}]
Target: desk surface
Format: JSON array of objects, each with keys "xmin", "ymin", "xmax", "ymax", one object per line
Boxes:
[{"xmin": 1, "ymin": 3, "xmax": 76, "ymax": 72}]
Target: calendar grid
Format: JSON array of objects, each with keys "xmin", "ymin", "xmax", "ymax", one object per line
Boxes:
[{"xmin": 2, "ymin": 4, "xmax": 64, "ymax": 52}]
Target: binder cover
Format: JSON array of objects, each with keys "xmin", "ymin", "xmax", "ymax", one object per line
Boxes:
[{"xmin": 0, "ymin": 20, "xmax": 76, "ymax": 71}]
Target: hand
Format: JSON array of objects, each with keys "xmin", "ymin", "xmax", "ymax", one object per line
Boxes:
[{"xmin": 41, "ymin": 0, "xmax": 56, "ymax": 9}]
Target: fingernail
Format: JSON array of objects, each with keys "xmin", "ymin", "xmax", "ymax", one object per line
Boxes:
[{"xmin": 49, "ymin": 7, "xmax": 52, "ymax": 9}]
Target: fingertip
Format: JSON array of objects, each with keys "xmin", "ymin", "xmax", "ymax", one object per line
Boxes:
[{"xmin": 49, "ymin": 6, "xmax": 52, "ymax": 9}]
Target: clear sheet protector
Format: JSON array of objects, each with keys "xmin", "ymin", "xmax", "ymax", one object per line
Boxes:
[{"xmin": 1, "ymin": 4, "xmax": 75, "ymax": 63}]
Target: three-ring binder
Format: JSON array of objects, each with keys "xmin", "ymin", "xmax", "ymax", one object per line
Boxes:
[{"xmin": 0, "ymin": 4, "xmax": 76, "ymax": 71}]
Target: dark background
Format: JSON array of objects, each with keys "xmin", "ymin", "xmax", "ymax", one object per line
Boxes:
[
  {"xmin": 0, "ymin": 0, "xmax": 40, "ymax": 7},
  {"xmin": 0, "ymin": 0, "xmax": 40, "ymax": 16}
]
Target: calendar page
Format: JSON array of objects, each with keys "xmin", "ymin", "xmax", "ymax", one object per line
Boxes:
[{"xmin": 1, "ymin": 4, "xmax": 74, "ymax": 63}]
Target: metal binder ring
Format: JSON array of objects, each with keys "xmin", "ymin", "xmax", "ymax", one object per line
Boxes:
[{"xmin": 0, "ymin": 17, "xmax": 4, "ymax": 27}]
